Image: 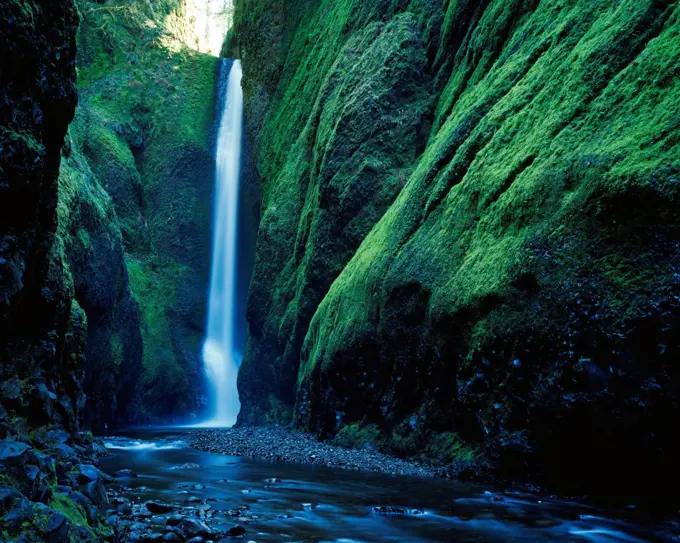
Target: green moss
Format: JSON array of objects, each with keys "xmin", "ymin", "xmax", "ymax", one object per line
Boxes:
[
  {"xmin": 426, "ymin": 432, "xmax": 481, "ymax": 465},
  {"xmin": 333, "ymin": 423, "xmax": 380, "ymax": 449},
  {"xmin": 52, "ymin": 492, "xmax": 89, "ymax": 529}
]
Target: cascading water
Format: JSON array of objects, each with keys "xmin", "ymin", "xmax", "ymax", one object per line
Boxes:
[{"xmin": 199, "ymin": 59, "xmax": 244, "ymax": 427}]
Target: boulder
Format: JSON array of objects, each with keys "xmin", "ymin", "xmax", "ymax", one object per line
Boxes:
[
  {"xmin": 0, "ymin": 440, "xmax": 32, "ymax": 467},
  {"xmin": 45, "ymin": 510, "xmax": 70, "ymax": 542},
  {"xmin": 223, "ymin": 525, "xmax": 247, "ymax": 538},
  {"xmin": 145, "ymin": 501, "xmax": 177, "ymax": 514},
  {"xmin": 53, "ymin": 443, "xmax": 77, "ymax": 462},
  {"xmin": 83, "ymin": 479, "xmax": 109, "ymax": 508},
  {"xmin": 3, "ymin": 498, "xmax": 33, "ymax": 530},
  {"xmin": 0, "ymin": 378, "xmax": 21, "ymax": 401},
  {"xmin": 76, "ymin": 463, "xmax": 112, "ymax": 484},
  {"xmin": 179, "ymin": 518, "xmax": 213, "ymax": 539}
]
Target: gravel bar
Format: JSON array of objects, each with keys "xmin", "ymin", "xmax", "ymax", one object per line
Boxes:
[{"xmin": 190, "ymin": 426, "xmax": 438, "ymax": 478}]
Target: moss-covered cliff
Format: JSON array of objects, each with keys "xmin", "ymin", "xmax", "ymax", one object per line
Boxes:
[
  {"xmin": 233, "ymin": 0, "xmax": 680, "ymax": 500},
  {"xmin": 71, "ymin": 0, "xmax": 221, "ymax": 423}
]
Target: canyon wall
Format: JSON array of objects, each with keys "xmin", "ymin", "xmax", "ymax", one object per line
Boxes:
[{"xmin": 233, "ymin": 0, "xmax": 680, "ymax": 499}]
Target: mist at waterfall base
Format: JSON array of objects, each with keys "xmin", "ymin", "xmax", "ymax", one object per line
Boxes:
[{"xmin": 196, "ymin": 59, "xmax": 245, "ymax": 428}]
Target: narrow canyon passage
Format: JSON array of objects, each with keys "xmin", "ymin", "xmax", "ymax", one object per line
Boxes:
[{"xmin": 1, "ymin": 0, "xmax": 679, "ymax": 542}]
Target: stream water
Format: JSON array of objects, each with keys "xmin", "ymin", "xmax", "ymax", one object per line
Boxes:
[{"xmin": 99, "ymin": 429, "xmax": 676, "ymax": 543}]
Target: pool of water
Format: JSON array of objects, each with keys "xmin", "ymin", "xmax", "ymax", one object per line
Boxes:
[{"xmin": 98, "ymin": 429, "xmax": 676, "ymax": 542}]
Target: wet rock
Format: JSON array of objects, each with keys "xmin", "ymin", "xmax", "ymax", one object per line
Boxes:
[
  {"xmin": 83, "ymin": 479, "xmax": 109, "ymax": 507},
  {"xmin": 76, "ymin": 463, "xmax": 101, "ymax": 483},
  {"xmin": 224, "ymin": 525, "xmax": 247, "ymax": 538},
  {"xmin": 45, "ymin": 510, "xmax": 70, "ymax": 542},
  {"xmin": 0, "ymin": 440, "xmax": 32, "ymax": 467},
  {"xmin": 0, "ymin": 484, "xmax": 24, "ymax": 513},
  {"xmin": 166, "ymin": 514, "xmax": 184, "ymax": 527},
  {"xmin": 116, "ymin": 468, "xmax": 138, "ymax": 478},
  {"xmin": 92, "ymin": 441, "xmax": 109, "ymax": 456},
  {"xmin": 264, "ymin": 477, "xmax": 281, "ymax": 484},
  {"xmin": 3, "ymin": 498, "xmax": 34, "ymax": 530},
  {"xmin": 186, "ymin": 538, "xmax": 205, "ymax": 543},
  {"xmin": 0, "ymin": 378, "xmax": 22, "ymax": 401},
  {"xmin": 25, "ymin": 465, "xmax": 52, "ymax": 503},
  {"xmin": 179, "ymin": 518, "xmax": 214, "ymax": 538},
  {"xmin": 53, "ymin": 443, "xmax": 77, "ymax": 462},
  {"xmin": 47, "ymin": 429, "xmax": 70, "ymax": 444},
  {"xmin": 117, "ymin": 502, "xmax": 133, "ymax": 515},
  {"xmin": 372, "ymin": 505, "xmax": 409, "ymax": 515},
  {"xmin": 145, "ymin": 501, "xmax": 177, "ymax": 514},
  {"xmin": 163, "ymin": 533, "xmax": 183, "ymax": 542}
]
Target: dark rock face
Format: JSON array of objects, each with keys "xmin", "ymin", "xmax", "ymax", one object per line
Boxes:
[
  {"xmin": 1, "ymin": 0, "xmax": 82, "ymax": 430},
  {"xmin": 232, "ymin": 0, "xmax": 680, "ymax": 502},
  {"xmin": 58, "ymin": 139, "xmax": 144, "ymax": 431}
]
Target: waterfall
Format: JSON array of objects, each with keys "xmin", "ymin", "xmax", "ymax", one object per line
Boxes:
[{"xmin": 199, "ymin": 59, "xmax": 243, "ymax": 427}]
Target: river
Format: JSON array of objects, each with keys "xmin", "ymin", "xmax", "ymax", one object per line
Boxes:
[{"xmin": 98, "ymin": 428, "xmax": 675, "ymax": 542}]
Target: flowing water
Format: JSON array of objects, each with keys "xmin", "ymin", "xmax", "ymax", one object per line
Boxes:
[
  {"xmin": 100, "ymin": 429, "xmax": 677, "ymax": 543},
  {"xmin": 200, "ymin": 59, "xmax": 244, "ymax": 427}
]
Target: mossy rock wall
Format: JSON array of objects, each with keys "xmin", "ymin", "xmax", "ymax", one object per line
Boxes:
[
  {"xmin": 58, "ymin": 129, "xmax": 144, "ymax": 430},
  {"xmin": 233, "ymin": 0, "xmax": 680, "ymax": 499},
  {"xmin": 71, "ymin": 0, "xmax": 221, "ymax": 422}
]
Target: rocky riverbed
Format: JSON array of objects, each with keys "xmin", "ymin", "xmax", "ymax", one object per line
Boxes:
[{"xmin": 190, "ymin": 426, "xmax": 437, "ymax": 478}]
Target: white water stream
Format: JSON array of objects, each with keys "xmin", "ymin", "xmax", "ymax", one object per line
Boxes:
[{"xmin": 198, "ymin": 59, "xmax": 243, "ymax": 427}]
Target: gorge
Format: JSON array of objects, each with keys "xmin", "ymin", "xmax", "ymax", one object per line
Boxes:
[{"xmin": 1, "ymin": 0, "xmax": 680, "ymax": 541}]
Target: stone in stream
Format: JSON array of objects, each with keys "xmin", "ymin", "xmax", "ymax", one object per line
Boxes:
[
  {"xmin": 166, "ymin": 514, "xmax": 184, "ymax": 527},
  {"xmin": 186, "ymin": 537, "xmax": 205, "ymax": 543},
  {"xmin": 223, "ymin": 524, "xmax": 247, "ymax": 538},
  {"xmin": 145, "ymin": 501, "xmax": 178, "ymax": 514},
  {"xmin": 116, "ymin": 468, "xmax": 138, "ymax": 478},
  {"xmin": 163, "ymin": 534, "xmax": 183, "ymax": 543},
  {"xmin": 372, "ymin": 505, "xmax": 409, "ymax": 515},
  {"xmin": 179, "ymin": 517, "xmax": 214, "ymax": 538},
  {"xmin": 117, "ymin": 502, "xmax": 132, "ymax": 515}
]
